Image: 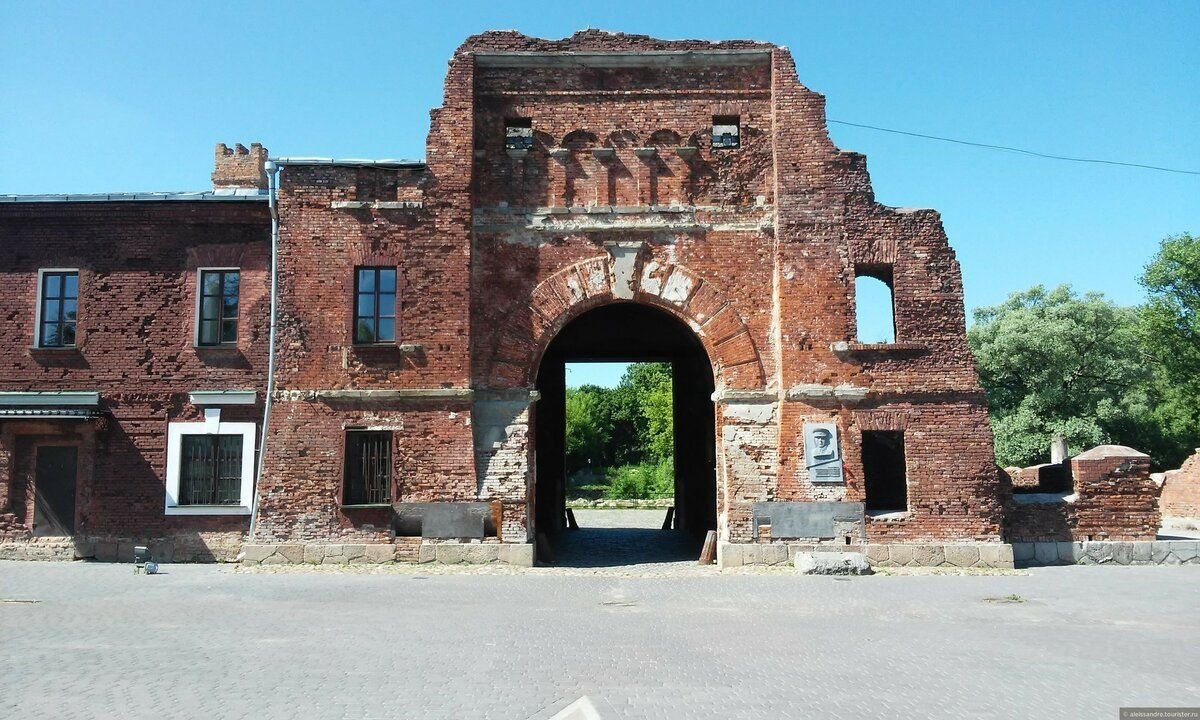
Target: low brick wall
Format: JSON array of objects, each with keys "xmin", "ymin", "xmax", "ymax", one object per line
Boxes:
[
  {"xmin": 239, "ymin": 541, "xmax": 535, "ymax": 567},
  {"xmin": 717, "ymin": 542, "xmax": 1015, "ymax": 569},
  {"xmin": 1013, "ymin": 540, "xmax": 1199, "ymax": 566},
  {"xmin": 1160, "ymin": 450, "xmax": 1200, "ymax": 522}
]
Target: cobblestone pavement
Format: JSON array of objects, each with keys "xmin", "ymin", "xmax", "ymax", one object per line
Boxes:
[
  {"xmin": 3, "ymin": 552, "xmax": 1198, "ymax": 720},
  {"xmin": 552, "ymin": 509, "xmax": 704, "ymax": 570}
]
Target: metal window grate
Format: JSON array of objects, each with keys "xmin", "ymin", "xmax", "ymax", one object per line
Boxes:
[
  {"xmin": 198, "ymin": 270, "xmax": 240, "ymax": 345},
  {"xmin": 179, "ymin": 435, "xmax": 243, "ymax": 505},
  {"xmin": 39, "ymin": 271, "xmax": 78, "ymax": 348},
  {"xmin": 504, "ymin": 118, "xmax": 533, "ymax": 150},
  {"xmin": 712, "ymin": 115, "xmax": 740, "ymax": 149},
  {"xmin": 344, "ymin": 432, "xmax": 391, "ymax": 505}
]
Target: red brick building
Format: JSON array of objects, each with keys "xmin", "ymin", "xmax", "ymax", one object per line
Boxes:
[{"xmin": 1, "ymin": 31, "xmax": 1008, "ymax": 566}]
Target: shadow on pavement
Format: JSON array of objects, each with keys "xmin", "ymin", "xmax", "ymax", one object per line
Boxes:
[{"xmin": 551, "ymin": 526, "xmax": 703, "ymax": 567}]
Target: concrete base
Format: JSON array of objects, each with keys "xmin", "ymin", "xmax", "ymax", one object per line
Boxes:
[
  {"xmin": 1012, "ymin": 540, "xmax": 1200, "ymax": 567},
  {"xmin": 717, "ymin": 541, "xmax": 1015, "ymax": 569},
  {"xmin": 239, "ymin": 542, "xmax": 535, "ymax": 567}
]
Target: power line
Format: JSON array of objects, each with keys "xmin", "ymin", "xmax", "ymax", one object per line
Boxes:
[{"xmin": 828, "ymin": 119, "xmax": 1200, "ymax": 176}]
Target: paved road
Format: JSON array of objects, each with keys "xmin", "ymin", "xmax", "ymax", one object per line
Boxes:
[{"xmin": 2, "ymin": 555, "xmax": 1198, "ymax": 720}]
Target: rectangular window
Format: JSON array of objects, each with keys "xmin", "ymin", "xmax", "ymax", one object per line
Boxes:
[
  {"xmin": 862, "ymin": 430, "xmax": 907, "ymax": 513},
  {"xmin": 354, "ymin": 267, "xmax": 397, "ymax": 344},
  {"xmin": 344, "ymin": 431, "xmax": 392, "ymax": 505},
  {"xmin": 712, "ymin": 115, "xmax": 740, "ymax": 149},
  {"xmin": 179, "ymin": 434, "xmax": 244, "ymax": 505},
  {"xmin": 38, "ymin": 270, "xmax": 78, "ymax": 348},
  {"xmin": 197, "ymin": 269, "xmax": 239, "ymax": 346},
  {"xmin": 165, "ymin": 421, "xmax": 255, "ymax": 515},
  {"xmin": 504, "ymin": 118, "xmax": 533, "ymax": 150}
]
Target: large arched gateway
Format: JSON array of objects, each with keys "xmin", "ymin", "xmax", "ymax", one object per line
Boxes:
[{"xmin": 0, "ymin": 31, "xmax": 1013, "ymax": 568}]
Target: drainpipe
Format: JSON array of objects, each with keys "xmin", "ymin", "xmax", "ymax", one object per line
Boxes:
[{"xmin": 249, "ymin": 160, "xmax": 281, "ymax": 543}]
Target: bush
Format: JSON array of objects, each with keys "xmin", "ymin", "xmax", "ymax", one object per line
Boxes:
[{"xmin": 603, "ymin": 461, "xmax": 674, "ymax": 500}]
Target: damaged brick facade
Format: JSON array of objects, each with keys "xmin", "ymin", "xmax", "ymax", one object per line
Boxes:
[{"xmin": 3, "ymin": 31, "xmax": 1022, "ymax": 563}]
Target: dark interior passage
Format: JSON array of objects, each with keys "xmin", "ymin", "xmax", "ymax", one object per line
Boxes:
[
  {"xmin": 534, "ymin": 302, "xmax": 716, "ymax": 563},
  {"xmin": 862, "ymin": 430, "xmax": 907, "ymax": 513}
]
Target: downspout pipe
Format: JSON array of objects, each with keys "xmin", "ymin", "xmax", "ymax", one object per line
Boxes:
[{"xmin": 249, "ymin": 160, "xmax": 281, "ymax": 543}]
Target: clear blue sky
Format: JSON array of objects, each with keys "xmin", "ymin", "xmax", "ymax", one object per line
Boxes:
[{"xmin": 3, "ymin": 1, "xmax": 1196, "ymax": 391}]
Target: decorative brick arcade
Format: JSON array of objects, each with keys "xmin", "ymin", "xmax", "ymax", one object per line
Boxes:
[{"xmin": 1, "ymin": 31, "xmax": 1021, "ymax": 566}]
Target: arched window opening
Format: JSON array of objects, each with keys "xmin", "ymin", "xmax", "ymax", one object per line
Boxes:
[{"xmin": 854, "ymin": 264, "xmax": 896, "ymax": 344}]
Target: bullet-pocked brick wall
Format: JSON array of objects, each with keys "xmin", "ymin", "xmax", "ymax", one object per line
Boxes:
[
  {"xmin": 0, "ymin": 201, "xmax": 270, "ymax": 557},
  {"xmin": 1159, "ymin": 450, "xmax": 1200, "ymax": 520},
  {"xmin": 5, "ymin": 30, "xmax": 1011, "ymax": 554}
]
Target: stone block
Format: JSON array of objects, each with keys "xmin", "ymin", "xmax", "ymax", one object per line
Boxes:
[
  {"xmin": 1033, "ymin": 542, "xmax": 1059, "ymax": 565},
  {"xmin": 911, "ymin": 545, "xmax": 945, "ymax": 567},
  {"xmin": 1083, "ymin": 542, "xmax": 1114, "ymax": 564},
  {"xmin": 1012, "ymin": 543, "xmax": 1034, "ymax": 562},
  {"xmin": 260, "ymin": 552, "xmax": 288, "ymax": 565},
  {"xmin": 418, "ymin": 543, "xmax": 437, "ymax": 564},
  {"xmin": 435, "ymin": 544, "xmax": 465, "ymax": 564},
  {"xmin": 979, "ymin": 544, "xmax": 1015, "ymax": 569},
  {"xmin": 1130, "ymin": 542, "xmax": 1153, "ymax": 564},
  {"xmin": 324, "ymin": 544, "xmax": 345, "ymax": 559},
  {"xmin": 1169, "ymin": 541, "xmax": 1198, "ymax": 563},
  {"xmin": 116, "ymin": 541, "xmax": 136, "ymax": 563},
  {"xmin": 795, "ymin": 552, "xmax": 872, "ymax": 576},
  {"xmin": 742, "ymin": 543, "xmax": 763, "ymax": 566},
  {"xmin": 364, "ymin": 544, "xmax": 394, "ymax": 564},
  {"xmin": 890, "ymin": 545, "xmax": 913, "ymax": 566},
  {"xmin": 73, "ymin": 541, "xmax": 97, "ymax": 560},
  {"xmin": 864, "ymin": 544, "xmax": 890, "ymax": 565},
  {"xmin": 716, "ymin": 542, "xmax": 742, "ymax": 568},
  {"xmin": 1056, "ymin": 542, "xmax": 1077, "ymax": 564},
  {"xmin": 501, "ymin": 543, "xmax": 534, "ymax": 567},
  {"xmin": 150, "ymin": 541, "xmax": 173, "ymax": 563},
  {"xmin": 1110, "ymin": 543, "xmax": 1133, "ymax": 565},
  {"xmin": 1151, "ymin": 542, "xmax": 1174, "ymax": 563},
  {"xmin": 463, "ymin": 544, "xmax": 498, "ymax": 564},
  {"xmin": 343, "ymin": 544, "xmax": 366, "ymax": 562},
  {"xmin": 241, "ymin": 544, "xmax": 275, "ymax": 564},
  {"xmin": 276, "ymin": 544, "xmax": 304, "ymax": 564},
  {"xmin": 303, "ymin": 545, "xmax": 325, "ymax": 564},
  {"xmin": 762, "ymin": 543, "xmax": 788, "ymax": 566},
  {"xmin": 944, "ymin": 545, "xmax": 979, "ymax": 568}
]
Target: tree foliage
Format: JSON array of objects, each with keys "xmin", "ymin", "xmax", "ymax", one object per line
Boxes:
[
  {"xmin": 971, "ymin": 233, "xmax": 1200, "ymax": 471},
  {"xmin": 564, "ymin": 363, "xmax": 674, "ymax": 497}
]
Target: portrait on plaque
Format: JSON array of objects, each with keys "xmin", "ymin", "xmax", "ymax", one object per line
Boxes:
[{"xmin": 804, "ymin": 422, "xmax": 844, "ymax": 483}]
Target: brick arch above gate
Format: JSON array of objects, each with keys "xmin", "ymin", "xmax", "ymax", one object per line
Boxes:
[{"xmin": 486, "ymin": 249, "xmax": 765, "ymax": 390}]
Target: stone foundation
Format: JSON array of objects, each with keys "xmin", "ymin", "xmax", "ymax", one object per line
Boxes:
[
  {"xmin": 716, "ymin": 541, "xmax": 1015, "ymax": 569},
  {"xmin": 0, "ymin": 532, "xmax": 244, "ymax": 562},
  {"xmin": 1013, "ymin": 540, "xmax": 1199, "ymax": 566},
  {"xmin": 239, "ymin": 541, "xmax": 535, "ymax": 567}
]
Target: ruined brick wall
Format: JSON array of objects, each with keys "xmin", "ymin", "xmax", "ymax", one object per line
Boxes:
[
  {"xmin": 212, "ymin": 143, "xmax": 268, "ymax": 189},
  {"xmin": 0, "ymin": 201, "xmax": 269, "ymax": 556},
  {"xmin": 1158, "ymin": 449, "xmax": 1200, "ymax": 520},
  {"xmin": 1071, "ymin": 446, "xmax": 1159, "ymax": 541}
]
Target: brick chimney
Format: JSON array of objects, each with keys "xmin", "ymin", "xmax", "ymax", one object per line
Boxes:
[{"xmin": 212, "ymin": 142, "xmax": 269, "ymax": 190}]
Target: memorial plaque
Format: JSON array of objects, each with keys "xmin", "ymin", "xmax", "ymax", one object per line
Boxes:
[
  {"xmin": 804, "ymin": 422, "xmax": 844, "ymax": 483},
  {"xmin": 751, "ymin": 501, "xmax": 865, "ymax": 540},
  {"xmin": 392, "ymin": 502, "xmax": 493, "ymax": 539}
]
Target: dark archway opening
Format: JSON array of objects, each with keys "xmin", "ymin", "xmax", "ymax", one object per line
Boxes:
[{"xmin": 534, "ymin": 302, "xmax": 717, "ymax": 565}]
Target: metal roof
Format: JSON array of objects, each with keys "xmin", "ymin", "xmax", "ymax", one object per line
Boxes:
[
  {"xmin": 0, "ymin": 188, "xmax": 269, "ymax": 203},
  {"xmin": 271, "ymin": 157, "xmax": 426, "ymax": 169}
]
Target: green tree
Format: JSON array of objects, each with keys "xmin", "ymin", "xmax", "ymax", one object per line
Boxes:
[
  {"xmin": 1138, "ymin": 232, "xmax": 1200, "ymax": 467},
  {"xmin": 617, "ymin": 362, "xmax": 674, "ymax": 463},
  {"xmin": 968, "ymin": 285, "xmax": 1152, "ymax": 467}
]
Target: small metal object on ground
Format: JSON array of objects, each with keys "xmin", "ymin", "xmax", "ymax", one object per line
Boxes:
[
  {"xmin": 698, "ymin": 530, "xmax": 717, "ymax": 565},
  {"xmin": 662, "ymin": 506, "xmax": 674, "ymax": 530},
  {"xmin": 565, "ymin": 508, "xmax": 578, "ymax": 530}
]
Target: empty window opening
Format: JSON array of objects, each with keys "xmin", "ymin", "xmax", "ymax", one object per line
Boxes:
[
  {"xmin": 179, "ymin": 435, "xmax": 244, "ymax": 506},
  {"xmin": 504, "ymin": 118, "xmax": 533, "ymax": 151},
  {"xmin": 854, "ymin": 264, "xmax": 895, "ymax": 343},
  {"xmin": 197, "ymin": 269, "xmax": 239, "ymax": 346},
  {"xmin": 344, "ymin": 431, "xmax": 392, "ymax": 506},
  {"xmin": 862, "ymin": 431, "xmax": 907, "ymax": 513},
  {"xmin": 37, "ymin": 270, "xmax": 78, "ymax": 348},
  {"xmin": 712, "ymin": 115, "xmax": 740, "ymax": 149},
  {"xmin": 354, "ymin": 267, "xmax": 397, "ymax": 344}
]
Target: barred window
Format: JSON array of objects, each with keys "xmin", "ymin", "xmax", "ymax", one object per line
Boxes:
[
  {"xmin": 198, "ymin": 269, "xmax": 239, "ymax": 346},
  {"xmin": 344, "ymin": 431, "xmax": 392, "ymax": 505},
  {"xmin": 38, "ymin": 270, "xmax": 78, "ymax": 348},
  {"xmin": 179, "ymin": 435, "xmax": 243, "ymax": 505},
  {"xmin": 354, "ymin": 267, "xmax": 397, "ymax": 344}
]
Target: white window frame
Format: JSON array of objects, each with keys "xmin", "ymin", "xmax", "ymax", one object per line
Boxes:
[
  {"xmin": 165, "ymin": 420, "xmax": 255, "ymax": 515},
  {"xmin": 33, "ymin": 268, "xmax": 80, "ymax": 348},
  {"xmin": 194, "ymin": 267, "xmax": 241, "ymax": 347}
]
